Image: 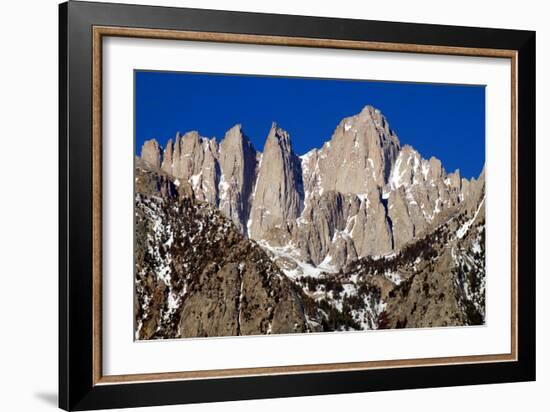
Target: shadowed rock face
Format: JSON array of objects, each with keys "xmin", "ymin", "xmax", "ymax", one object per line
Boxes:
[
  {"xmin": 136, "ymin": 104, "xmax": 485, "ymax": 336},
  {"xmin": 379, "ymin": 191, "xmax": 486, "ymax": 329},
  {"xmin": 134, "ymin": 162, "xmax": 308, "ymax": 339}
]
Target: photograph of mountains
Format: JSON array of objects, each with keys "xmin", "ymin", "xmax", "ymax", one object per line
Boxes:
[{"xmin": 134, "ymin": 71, "xmax": 486, "ymax": 340}]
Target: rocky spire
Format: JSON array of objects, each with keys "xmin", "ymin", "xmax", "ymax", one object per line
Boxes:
[
  {"xmin": 160, "ymin": 131, "xmax": 220, "ymax": 205},
  {"xmin": 218, "ymin": 124, "xmax": 258, "ymax": 232},
  {"xmin": 160, "ymin": 138, "xmax": 174, "ymax": 175},
  {"xmin": 248, "ymin": 123, "xmax": 304, "ymax": 240},
  {"xmin": 140, "ymin": 139, "xmax": 162, "ymax": 169}
]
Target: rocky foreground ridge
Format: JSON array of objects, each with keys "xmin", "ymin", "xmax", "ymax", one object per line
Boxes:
[{"xmin": 135, "ymin": 105, "xmax": 486, "ymax": 339}]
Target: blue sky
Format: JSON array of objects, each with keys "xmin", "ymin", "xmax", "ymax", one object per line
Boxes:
[{"xmin": 135, "ymin": 71, "xmax": 485, "ymax": 179}]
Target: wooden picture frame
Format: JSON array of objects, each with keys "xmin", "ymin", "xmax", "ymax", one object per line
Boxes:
[{"xmin": 59, "ymin": 1, "xmax": 535, "ymax": 410}]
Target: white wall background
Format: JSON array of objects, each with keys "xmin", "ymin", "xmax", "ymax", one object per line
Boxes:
[{"xmin": 0, "ymin": 0, "xmax": 546, "ymax": 411}]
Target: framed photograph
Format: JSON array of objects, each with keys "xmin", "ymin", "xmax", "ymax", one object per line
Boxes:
[{"xmin": 59, "ymin": 1, "xmax": 536, "ymax": 410}]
